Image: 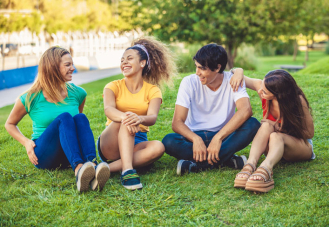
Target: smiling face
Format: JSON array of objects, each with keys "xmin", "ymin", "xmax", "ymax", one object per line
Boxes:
[
  {"xmin": 121, "ymin": 49, "xmax": 146, "ymax": 77},
  {"xmin": 194, "ymin": 60, "xmax": 220, "ymax": 85},
  {"xmin": 258, "ymin": 81, "xmax": 276, "ymax": 100},
  {"xmin": 59, "ymin": 54, "xmax": 75, "ymax": 82}
]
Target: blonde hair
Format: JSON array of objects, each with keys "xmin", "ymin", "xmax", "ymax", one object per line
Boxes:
[
  {"xmin": 23, "ymin": 47, "xmax": 70, "ymax": 111},
  {"xmin": 128, "ymin": 36, "xmax": 177, "ymax": 87}
]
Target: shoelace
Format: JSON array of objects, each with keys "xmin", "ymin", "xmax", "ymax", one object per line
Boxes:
[{"xmin": 122, "ymin": 173, "xmax": 139, "ymax": 181}]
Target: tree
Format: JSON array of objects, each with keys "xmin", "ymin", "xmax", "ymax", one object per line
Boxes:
[{"xmin": 135, "ymin": 0, "xmax": 307, "ymax": 68}]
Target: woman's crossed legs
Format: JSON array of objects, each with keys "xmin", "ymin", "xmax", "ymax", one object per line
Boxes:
[
  {"xmin": 235, "ymin": 122, "xmax": 313, "ymax": 190},
  {"xmin": 99, "ymin": 122, "xmax": 164, "ymax": 173}
]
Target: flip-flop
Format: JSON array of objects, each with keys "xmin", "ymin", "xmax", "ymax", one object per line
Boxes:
[
  {"xmin": 245, "ymin": 166, "xmax": 274, "ymax": 193},
  {"xmin": 234, "ymin": 163, "xmax": 256, "ymax": 188}
]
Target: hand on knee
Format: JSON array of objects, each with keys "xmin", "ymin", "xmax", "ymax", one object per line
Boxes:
[
  {"xmin": 120, "ymin": 124, "xmax": 140, "ymax": 137},
  {"xmin": 260, "ymin": 122, "xmax": 275, "ymax": 132}
]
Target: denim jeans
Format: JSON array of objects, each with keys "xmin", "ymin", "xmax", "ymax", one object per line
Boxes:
[
  {"xmin": 162, "ymin": 117, "xmax": 260, "ymax": 168},
  {"xmin": 34, "ymin": 112, "xmax": 97, "ymax": 172}
]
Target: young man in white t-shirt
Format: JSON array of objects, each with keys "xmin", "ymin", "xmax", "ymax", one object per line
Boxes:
[{"xmin": 162, "ymin": 44, "xmax": 260, "ymax": 175}]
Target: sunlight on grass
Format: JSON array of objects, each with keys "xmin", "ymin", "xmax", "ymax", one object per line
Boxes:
[{"xmin": 0, "ymin": 71, "xmax": 328, "ymax": 225}]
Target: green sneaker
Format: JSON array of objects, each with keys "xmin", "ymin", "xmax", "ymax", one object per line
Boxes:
[{"xmin": 120, "ymin": 169, "xmax": 143, "ymax": 190}]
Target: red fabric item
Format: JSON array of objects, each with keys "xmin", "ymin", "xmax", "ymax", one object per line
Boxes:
[{"xmin": 262, "ymin": 99, "xmax": 281, "ymax": 123}]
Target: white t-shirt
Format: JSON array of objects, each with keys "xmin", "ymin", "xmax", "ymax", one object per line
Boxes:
[{"xmin": 175, "ymin": 71, "xmax": 249, "ymax": 132}]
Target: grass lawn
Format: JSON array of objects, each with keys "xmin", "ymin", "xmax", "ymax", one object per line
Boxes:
[
  {"xmin": 0, "ymin": 70, "xmax": 328, "ymax": 226},
  {"xmin": 257, "ymin": 51, "xmax": 327, "ymax": 72},
  {"xmin": 298, "ymin": 56, "xmax": 329, "ymax": 75}
]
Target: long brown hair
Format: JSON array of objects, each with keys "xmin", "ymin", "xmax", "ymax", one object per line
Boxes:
[
  {"xmin": 127, "ymin": 36, "xmax": 177, "ymax": 86},
  {"xmin": 264, "ymin": 70, "xmax": 311, "ymax": 141},
  {"xmin": 23, "ymin": 47, "xmax": 71, "ymax": 111}
]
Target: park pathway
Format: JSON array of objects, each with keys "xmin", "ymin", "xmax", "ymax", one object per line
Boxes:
[{"xmin": 0, "ymin": 67, "xmax": 121, "ymax": 108}]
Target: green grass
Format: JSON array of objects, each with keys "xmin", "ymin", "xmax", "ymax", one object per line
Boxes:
[
  {"xmin": 1, "ymin": 71, "xmax": 329, "ymax": 226},
  {"xmin": 298, "ymin": 56, "xmax": 329, "ymax": 75},
  {"xmin": 257, "ymin": 51, "xmax": 326, "ymax": 73}
]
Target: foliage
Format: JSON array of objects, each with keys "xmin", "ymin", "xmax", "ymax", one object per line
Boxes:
[
  {"xmin": 0, "ymin": 0, "xmax": 34, "ymax": 9},
  {"xmin": 326, "ymin": 42, "xmax": 329, "ymax": 55},
  {"xmin": 255, "ymin": 40, "xmax": 299, "ymax": 56},
  {"xmin": 0, "ymin": 0, "xmax": 126, "ymax": 33},
  {"xmin": 39, "ymin": 0, "xmax": 115, "ymax": 33},
  {"xmin": 175, "ymin": 43, "xmax": 202, "ymax": 73},
  {"xmin": 298, "ymin": 56, "xmax": 329, "ymax": 74},
  {"xmin": 234, "ymin": 44, "xmax": 258, "ymax": 70},
  {"xmin": 135, "ymin": 0, "xmax": 317, "ymax": 68},
  {"xmin": 0, "ymin": 71, "xmax": 329, "ymax": 225}
]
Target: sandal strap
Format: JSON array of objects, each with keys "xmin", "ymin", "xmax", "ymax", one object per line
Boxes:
[
  {"xmin": 236, "ymin": 163, "xmax": 256, "ymax": 178},
  {"xmin": 243, "ymin": 163, "xmax": 256, "ymax": 172},
  {"xmin": 251, "ymin": 173, "xmax": 269, "ymax": 182},
  {"xmin": 239, "ymin": 171, "xmax": 252, "ymax": 176},
  {"xmin": 258, "ymin": 166, "xmax": 273, "ymax": 181},
  {"xmin": 251, "ymin": 166, "xmax": 272, "ymax": 181}
]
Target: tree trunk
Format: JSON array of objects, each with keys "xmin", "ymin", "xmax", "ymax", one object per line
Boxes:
[
  {"xmin": 305, "ymin": 38, "xmax": 309, "ymax": 62},
  {"xmin": 226, "ymin": 43, "xmax": 236, "ymax": 70},
  {"xmin": 293, "ymin": 38, "xmax": 298, "ymax": 61}
]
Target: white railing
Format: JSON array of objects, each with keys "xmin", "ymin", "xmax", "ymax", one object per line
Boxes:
[{"xmin": 0, "ymin": 29, "xmax": 140, "ymax": 70}]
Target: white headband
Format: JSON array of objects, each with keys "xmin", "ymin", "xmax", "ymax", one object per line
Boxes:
[{"xmin": 133, "ymin": 44, "xmax": 151, "ymax": 69}]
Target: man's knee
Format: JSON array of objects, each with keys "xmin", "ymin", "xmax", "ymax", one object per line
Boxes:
[
  {"xmin": 162, "ymin": 133, "xmax": 177, "ymax": 155},
  {"xmin": 244, "ymin": 117, "xmax": 261, "ymax": 133},
  {"xmin": 247, "ymin": 117, "xmax": 261, "ymax": 128}
]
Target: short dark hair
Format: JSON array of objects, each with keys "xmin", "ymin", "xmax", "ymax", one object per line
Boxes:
[{"xmin": 193, "ymin": 43, "xmax": 227, "ymax": 73}]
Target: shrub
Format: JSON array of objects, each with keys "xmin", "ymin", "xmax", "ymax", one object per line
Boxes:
[
  {"xmin": 175, "ymin": 43, "xmax": 202, "ymax": 73},
  {"xmin": 325, "ymin": 41, "xmax": 329, "ymax": 55},
  {"xmin": 255, "ymin": 42, "xmax": 276, "ymax": 56},
  {"xmin": 255, "ymin": 40, "xmax": 298, "ymax": 56},
  {"xmin": 234, "ymin": 43, "xmax": 258, "ymax": 70}
]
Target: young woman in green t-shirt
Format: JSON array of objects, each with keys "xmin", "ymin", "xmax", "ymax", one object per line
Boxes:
[{"xmin": 5, "ymin": 47, "xmax": 110, "ymax": 192}]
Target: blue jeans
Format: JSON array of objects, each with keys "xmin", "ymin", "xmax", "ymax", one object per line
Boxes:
[
  {"xmin": 34, "ymin": 112, "xmax": 97, "ymax": 172},
  {"xmin": 162, "ymin": 117, "xmax": 260, "ymax": 168}
]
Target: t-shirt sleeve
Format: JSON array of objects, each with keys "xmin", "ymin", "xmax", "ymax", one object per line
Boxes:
[
  {"xmin": 70, "ymin": 84, "xmax": 87, "ymax": 105},
  {"xmin": 77, "ymin": 86, "xmax": 87, "ymax": 105},
  {"xmin": 104, "ymin": 81, "xmax": 119, "ymax": 96},
  {"xmin": 175, "ymin": 77, "xmax": 192, "ymax": 109},
  {"xmin": 231, "ymin": 75, "xmax": 249, "ymax": 103},
  {"xmin": 19, "ymin": 93, "xmax": 29, "ymax": 113},
  {"xmin": 148, "ymin": 85, "xmax": 162, "ymax": 102}
]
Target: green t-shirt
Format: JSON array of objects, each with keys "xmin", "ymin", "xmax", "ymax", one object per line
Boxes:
[{"xmin": 20, "ymin": 83, "xmax": 87, "ymax": 140}]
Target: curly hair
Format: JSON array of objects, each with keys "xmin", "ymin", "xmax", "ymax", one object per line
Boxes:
[{"xmin": 127, "ymin": 36, "xmax": 177, "ymax": 86}]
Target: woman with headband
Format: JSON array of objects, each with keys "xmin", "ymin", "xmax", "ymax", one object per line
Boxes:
[{"xmin": 97, "ymin": 37, "xmax": 177, "ymax": 190}]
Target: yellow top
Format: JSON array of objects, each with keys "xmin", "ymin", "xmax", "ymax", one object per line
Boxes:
[{"xmin": 104, "ymin": 79, "xmax": 162, "ymax": 132}]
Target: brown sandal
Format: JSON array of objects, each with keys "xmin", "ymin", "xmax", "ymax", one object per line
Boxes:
[
  {"xmin": 245, "ymin": 166, "xmax": 274, "ymax": 193},
  {"xmin": 234, "ymin": 163, "xmax": 256, "ymax": 188}
]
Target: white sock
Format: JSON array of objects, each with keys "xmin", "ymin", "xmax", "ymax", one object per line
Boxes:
[{"xmin": 122, "ymin": 169, "xmax": 133, "ymax": 175}]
